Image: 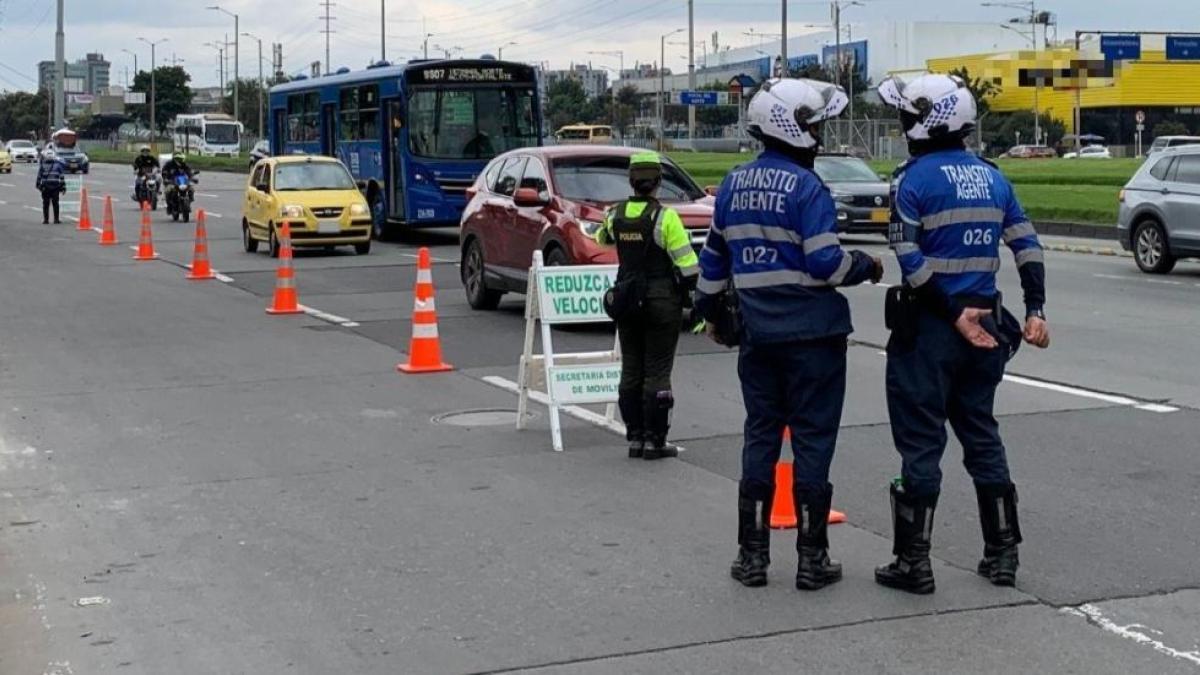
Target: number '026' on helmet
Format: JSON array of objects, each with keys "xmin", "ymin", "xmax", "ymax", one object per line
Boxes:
[
  {"xmin": 878, "ymin": 73, "xmax": 978, "ymax": 142},
  {"xmin": 745, "ymin": 78, "xmax": 849, "ymax": 150}
]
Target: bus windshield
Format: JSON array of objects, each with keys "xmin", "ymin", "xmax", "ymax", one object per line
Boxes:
[
  {"xmin": 205, "ymin": 123, "xmax": 240, "ymax": 145},
  {"xmin": 407, "ymin": 86, "xmax": 538, "ymax": 160}
]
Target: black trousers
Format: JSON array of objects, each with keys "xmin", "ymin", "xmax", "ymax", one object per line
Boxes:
[
  {"xmin": 616, "ymin": 293, "xmax": 683, "ymax": 430},
  {"xmin": 41, "ymin": 190, "xmax": 61, "ymax": 222},
  {"xmin": 886, "ymin": 309, "xmax": 1011, "ymax": 497}
]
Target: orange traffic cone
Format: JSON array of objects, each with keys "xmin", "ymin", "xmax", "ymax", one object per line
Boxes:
[
  {"xmin": 186, "ymin": 209, "xmax": 216, "ymax": 280},
  {"xmin": 397, "ymin": 247, "xmax": 453, "ymax": 374},
  {"xmin": 770, "ymin": 428, "xmax": 847, "ymax": 529},
  {"xmin": 132, "ymin": 202, "xmax": 159, "ymax": 260},
  {"xmin": 77, "ymin": 187, "xmax": 92, "ymax": 232},
  {"xmin": 97, "ymin": 196, "xmax": 118, "ymax": 246},
  {"xmin": 265, "ymin": 221, "xmax": 302, "ymax": 314}
]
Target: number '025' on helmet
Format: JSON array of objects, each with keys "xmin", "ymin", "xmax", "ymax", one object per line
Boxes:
[
  {"xmin": 745, "ymin": 78, "xmax": 849, "ymax": 150},
  {"xmin": 878, "ymin": 73, "xmax": 978, "ymax": 141}
]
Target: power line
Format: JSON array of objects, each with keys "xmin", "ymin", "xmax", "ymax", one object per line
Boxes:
[{"xmin": 0, "ymin": 59, "xmax": 37, "ymax": 83}]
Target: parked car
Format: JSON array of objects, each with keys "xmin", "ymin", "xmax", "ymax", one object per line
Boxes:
[
  {"xmin": 1147, "ymin": 135, "xmax": 1200, "ymax": 156},
  {"xmin": 0, "ymin": 147, "xmax": 11, "ymax": 173},
  {"xmin": 242, "ymin": 156, "xmax": 373, "ymax": 257},
  {"xmin": 1117, "ymin": 145, "xmax": 1200, "ymax": 273},
  {"xmin": 5, "ymin": 139, "xmax": 39, "ymax": 163},
  {"xmin": 816, "ymin": 154, "xmax": 890, "ymax": 234},
  {"xmin": 1062, "ymin": 145, "xmax": 1112, "ymax": 159},
  {"xmin": 1004, "ymin": 145, "xmax": 1057, "ymax": 159},
  {"xmin": 248, "ymin": 140, "xmax": 270, "ymax": 169},
  {"xmin": 459, "ymin": 146, "xmax": 714, "ymax": 310}
]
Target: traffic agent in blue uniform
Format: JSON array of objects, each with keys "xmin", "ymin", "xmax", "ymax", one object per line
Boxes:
[
  {"xmin": 695, "ymin": 78, "xmax": 883, "ymax": 591},
  {"xmin": 874, "ymin": 73, "xmax": 1051, "ymax": 595}
]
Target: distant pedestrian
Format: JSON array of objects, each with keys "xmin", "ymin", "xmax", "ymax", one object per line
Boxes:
[{"xmin": 35, "ymin": 148, "xmax": 67, "ymax": 225}]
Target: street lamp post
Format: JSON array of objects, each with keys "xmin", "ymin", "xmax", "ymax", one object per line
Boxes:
[
  {"xmin": 588, "ymin": 50, "xmax": 625, "ymax": 128},
  {"xmin": 121, "ymin": 49, "xmax": 139, "ymax": 87},
  {"xmin": 138, "ymin": 37, "xmax": 168, "ymax": 151},
  {"xmin": 423, "ymin": 33, "xmax": 434, "ymax": 60},
  {"xmin": 498, "ymin": 41, "xmax": 517, "ymax": 60},
  {"xmin": 242, "ymin": 32, "xmax": 265, "ymax": 141},
  {"xmin": 660, "ymin": 28, "xmax": 684, "ymax": 152},
  {"xmin": 208, "ymin": 6, "xmax": 239, "ymax": 136},
  {"xmin": 983, "ymin": 1, "xmax": 1043, "ymax": 145}
]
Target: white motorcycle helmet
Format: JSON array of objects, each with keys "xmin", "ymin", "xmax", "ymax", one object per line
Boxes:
[
  {"xmin": 746, "ymin": 78, "xmax": 849, "ymax": 150},
  {"xmin": 41, "ymin": 148, "xmax": 56, "ymax": 161},
  {"xmin": 878, "ymin": 73, "xmax": 977, "ymax": 141}
]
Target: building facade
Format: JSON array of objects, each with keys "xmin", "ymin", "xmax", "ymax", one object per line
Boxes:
[
  {"xmin": 38, "ymin": 53, "xmax": 111, "ymax": 97},
  {"xmin": 544, "ymin": 64, "xmax": 610, "ymax": 99}
]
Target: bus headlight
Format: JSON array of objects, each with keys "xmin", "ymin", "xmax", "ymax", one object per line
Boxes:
[
  {"xmin": 349, "ymin": 203, "xmax": 369, "ymax": 217},
  {"xmin": 280, "ymin": 204, "xmax": 304, "ymax": 219}
]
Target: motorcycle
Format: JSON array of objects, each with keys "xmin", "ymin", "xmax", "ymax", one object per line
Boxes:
[
  {"xmin": 134, "ymin": 169, "xmax": 160, "ymax": 211},
  {"xmin": 165, "ymin": 172, "xmax": 197, "ymax": 223}
]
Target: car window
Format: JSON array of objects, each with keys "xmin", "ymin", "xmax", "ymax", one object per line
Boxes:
[
  {"xmin": 494, "ymin": 157, "xmax": 526, "ymax": 197},
  {"xmin": 814, "ymin": 156, "xmax": 880, "ymax": 182},
  {"xmin": 274, "ymin": 162, "xmax": 356, "ymax": 191},
  {"xmin": 1171, "ymin": 155, "xmax": 1200, "ymax": 185},
  {"xmin": 520, "ymin": 158, "xmax": 550, "ymax": 201},
  {"xmin": 551, "ymin": 155, "xmax": 705, "ymax": 203},
  {"xmin": 1149, "ymin": 157, "xmax": 1175, "ymax": 181},
  {"xmin": 482, "ymin": 159, "xmax": 503, "ymax": 193},
  {"xmin": 250, "ymin": 164, "xmax": 264, "ymax": 187}
]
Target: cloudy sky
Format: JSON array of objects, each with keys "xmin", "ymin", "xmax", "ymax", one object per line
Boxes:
[{"xmin": 1, "ymin": 0, "xmax": 1199, "ymax": 91}]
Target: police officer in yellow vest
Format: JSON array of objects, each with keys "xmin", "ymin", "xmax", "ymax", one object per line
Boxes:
[{"xmin": 595, "ymin": 151, "xmax": 700, "ymax": 460}]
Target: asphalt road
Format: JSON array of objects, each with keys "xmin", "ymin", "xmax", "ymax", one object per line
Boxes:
[{"xmin": 2, "ymin": 161, "xmax": 1199, "ymax": 674}]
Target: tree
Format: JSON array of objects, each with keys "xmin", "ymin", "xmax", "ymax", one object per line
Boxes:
[
  {"xmin": 597, "ymin": 84, "xmax": 640, "ymax": 137},
  {"xmin": 984, "ymin": 111, "xmax": 1064, "ymax": 154},
  {"xmin": 0, "ymin": 89, "xmax": 50, "ymax": 140},
  {"xmin": 546, "ymin": 77, "xmax": 601, "ymax": 132},
  {"xmin": 128, "ymin": 66, "xmax": 193, "ymax": 132},
  {"xmin": 1152, "ymin": 120, "xmax": 1191, "ymax": 138},
  {"xmin": 222, "ymin": 77, "xmax": 268, "ymax": 135}
]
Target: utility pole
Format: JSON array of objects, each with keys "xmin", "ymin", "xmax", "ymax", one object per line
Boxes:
[
  {"xmin": 381, "ymin": 0, "xmax": 386, "ymax": 63},
  {"xmin": 588, "ymin": 50, "xmax": 624, "ymax": 128},
  {"xmin": 660, "ymin": 28, "xmax": 684, "ymax": 152},
  {"xmin": 319, "ymin": 1, "xmax": 336, "ymax": 75},
  {"xmin": 982, "ymin": 1, "xmax": 1042, "ymax": 144},
  {"xmin": 243, "ymin": 32, "xmax": 265, "ymax": 140},
  {"xmin": 54, "ymin": 0, "xmax": 64, "ymax": 129},
  {"xmin": 688, "ymin": 0, "xmax": 696, "ymax": 146},
  {"xmin": 209, "ymin": 7, "xmax": 240, "ymax": 128},
  {"xmin": 781, "ymin": 0, "xmax": 788, "ymax": 76},
  {"xmin": 138, "ymin": 37, "xmax": 168, "ymax": 150},
  {"xmin": 122, "ymin": 49, "xmax": 139, "ymax": 81},
  {"xmin": 423, "ymin": 33, "xmax": 433, "ymax": 60}
]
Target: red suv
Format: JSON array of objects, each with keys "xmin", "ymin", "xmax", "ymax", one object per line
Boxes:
[{"xmin": 459, "ymin": 146, "xmax": 714, "ymax": 309}]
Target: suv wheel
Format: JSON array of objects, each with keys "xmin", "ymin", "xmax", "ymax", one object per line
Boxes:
[
  {"xmin": 544, "ymin": 246, "xmax": 569, "ymax": 267},
  {"xmin": 1133, "ymin": 220, "xmax": 1176, "ymax": 274},
  {"xmin": 268, "ymin": 225, "xmax": 281, "ymax": 259},
  {"xmin": 463, "ymin": 238, "xmax": 502, "ymax": 310}
]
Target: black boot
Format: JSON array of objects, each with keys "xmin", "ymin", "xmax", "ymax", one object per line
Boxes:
[
  {"xmin": 643, "ymin": 390, "xmax": 678, "ymax": 460},
  {"xmin": 730, "ymin": 490, "xmax": 771, "ymax": 587},
  {"xmin": 976, "ymin": 482, "xmax": 1022, "ymax": 587},
  {"xmin": 794, "ymin": 483, "xmax": 843, "ymax": 590},
  {"xmin": 618, "ymin": 391, "xmax": 644, "ymax": 459},
  {"xmin": 875, "ymin": 483, "xmax": 938, "ymax": 595}
]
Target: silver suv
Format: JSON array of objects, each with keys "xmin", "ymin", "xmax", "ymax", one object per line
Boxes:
[{"xmin": 1118, "ymin": 146, "xmax": 1200, "ymax": 273}]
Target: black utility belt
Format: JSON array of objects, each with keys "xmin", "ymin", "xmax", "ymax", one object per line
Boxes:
[{"xmin": 885, "ymin": 286, "xmax": 1022, "ymax": 360}]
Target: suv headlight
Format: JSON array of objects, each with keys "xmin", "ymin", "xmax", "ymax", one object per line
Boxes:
[
  {"xmin": 579, "ymin": 219, "xmax": 604, "ymax": 235},
  {"xmin": 280, "ymin": 204, "xmax": 304, "ymax": 218},
  {"xmin": 349, "ymin": 203, "xmax": 369, "ymax": 217}
]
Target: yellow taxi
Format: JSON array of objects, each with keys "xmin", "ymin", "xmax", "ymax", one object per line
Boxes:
[
  {"xmin": 242, "ymin": 155, "xmax": 372, "ymax": 257},
  {"xmin": 0, "ymin": 147, "xmax": 12, "ymax": 173}
]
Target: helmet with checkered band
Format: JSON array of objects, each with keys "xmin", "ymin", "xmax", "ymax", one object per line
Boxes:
[
  {"xmin": 746, "ymin": 78, "xmax": 849, "ymax": 150},
  {"xmin": 878, "ymin": 73, "xmax": 977, "ymax": 141}
]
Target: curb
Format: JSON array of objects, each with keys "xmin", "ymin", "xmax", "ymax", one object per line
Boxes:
[
  {"xmin": 1043, "ymin": 243, "xmax": 1132, "ymax": 258},
  {"xmin": 1034, "ymin": 221, "xmax": 1118, "ymax": 240}
]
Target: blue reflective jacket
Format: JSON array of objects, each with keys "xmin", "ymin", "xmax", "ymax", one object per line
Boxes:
[
  {"xmin": 890, "ymin": 149, "xmax": 1045, "ymax": 316},
  {"xmin": 36, "ymin": 159, "xmax": 66, "ymax": 193},
  {"xmin": 695, "ymin": 150, "xmax": 875, "ymax": 344}
]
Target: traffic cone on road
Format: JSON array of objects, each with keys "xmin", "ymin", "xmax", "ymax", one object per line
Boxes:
[
  {"xmin": 97, "ymin": 196, "xmax": 118, "ymax": 246},
  {"xmin": 770, "ymin": 429, "xmax": 846, "ymax": 529},
  {"xmin": 397, "ymin": 247, "xmax": 453, "ymax": 374},
  {"xmin": 132, "ymin": 202, "xmax": 159, "ymax": 260},
  {"xmin": 186, "ymin": 209, "xmax": 216, "ymax": 280},
  {"xmin": 265, "ymin": 221, "xmax": 302, "ymax": 314},
  {"xmin": 77, "ymin": 187, "xmax": 92, "ymax": 232}
]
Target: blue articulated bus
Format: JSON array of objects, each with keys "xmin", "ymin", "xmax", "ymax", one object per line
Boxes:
[{"xmin": 268, "ymin": 58, "xmax": 543, "ymax": 236}]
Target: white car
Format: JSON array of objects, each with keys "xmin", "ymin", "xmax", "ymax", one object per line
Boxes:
[
  {"xmin": 1063, "ymin": 145, "xmax": 1112, "ymax": 159},
  {"xmin": 5, "ymin": 139, "xmax": 39, "ymax": 162}
]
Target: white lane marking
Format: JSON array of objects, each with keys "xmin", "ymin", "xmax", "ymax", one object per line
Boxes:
[
  {"xmin": 1002, "ymin": 374, "xmax": 1179, "ymax": 413},
  {"xmin": 91, "ymin": 227, "xmax": 103, "ymax": 234},
  {"xmin": 0, "ymin": 182, "xmax": 15, "ymax": 187},
  {"xmin": 0, "ymin": 199, "xmax": 6, "ymax": 204},
  {"xmin": 401, "ymin": 252, "xmax": 457, "ymax": 264},
  {"xmin": 206, "ymin": 212, "xmax": 223, "ymax": 218},
  {"xmin": 23, "ymin": 205, "xmax": 40, "ymax": 212},
  {"xmin": 1094, "ymin": 273, "xmax": 1184, "ymax": 286},
  {"xmin": 197, "ymin": 192, "xmax": 219, "ymax": 198},
  {"xmin": 1062, "ymin": 605, "xmax": 1200, "ymax": 666},
  {"xmin": 183, "ymin": 263, "xmax": 235, "ymax": 283},
  {"xmin": 297, "ymin": 304, "xmax": 358, "ymax": 327},
  {"xmin": 483, "ymin": 375, "xmax": 655, "ymax": 443}
]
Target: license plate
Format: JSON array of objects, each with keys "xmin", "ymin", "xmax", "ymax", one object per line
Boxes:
[
  {"xmin": 870, "ymin": 209, "xmax": 889, "ymax": 223},
  {"xmin": 317, "ymin": 221, "xmax": 341, "ymax": 234}
]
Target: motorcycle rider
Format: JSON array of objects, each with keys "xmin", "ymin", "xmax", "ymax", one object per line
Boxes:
[
  {"xmin": 161, "ymin": 152, "xmax": 196, "ymax": 213},
  {"xmin": 132, "ymin": 146, "xmax": 160, "ymax": 203}
]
